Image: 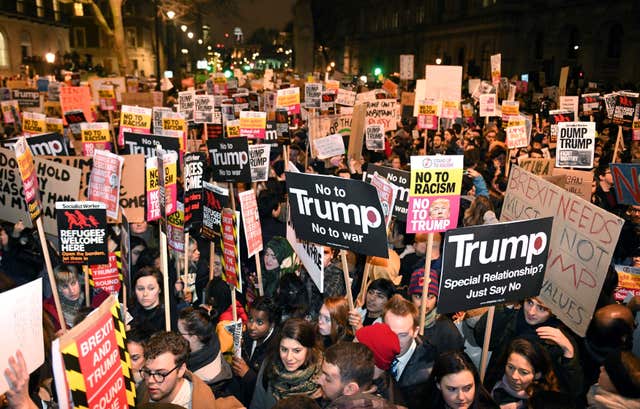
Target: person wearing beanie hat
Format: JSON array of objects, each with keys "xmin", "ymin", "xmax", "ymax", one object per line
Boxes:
[
  {"xmin": 262, "ymin": 236, "xmax": 294, "ymax": 298},
  {"xmin": 587, "ymin": 350, "xmax": 640, "ymax": 408},
  {"xmin": 355, "ymin": 323, "xmax": 401, "ymax": 372},
  {"xmin": 409, "ymin": 268, "xmax": 463, "ymax": 357}
]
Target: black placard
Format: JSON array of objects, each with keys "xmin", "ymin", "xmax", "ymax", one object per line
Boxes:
[
  {"xmin": 56, "ymin": 202, "xmax": 109, "ymax": 265},
  {"xmin": 363, "ymin": 164, "xmax": 410, "ymax": 221},
  {"xmin": 184, "ymin": 152, "xmax": 207, "ymax": 232},
  {"xmin": 206, "ymin": 137, "xmax": 251, "ymax": 183}
]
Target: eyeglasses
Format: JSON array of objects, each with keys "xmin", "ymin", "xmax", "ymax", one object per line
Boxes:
[
  {"xmin": 139, "ymin": 363, "xmax": 181, "ymax": 383},
  {"xmin": 628, "ymin": 208, "xmax": 640, "ymax": 214}
]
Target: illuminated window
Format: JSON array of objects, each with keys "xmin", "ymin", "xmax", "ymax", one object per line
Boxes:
[
  {"xmin": 74, "ymin": 2, "xmax": 84, "ymax": 16},
  {"xmin": 0, "ymin": 31, "xmax": 9, "ymax": 67}
]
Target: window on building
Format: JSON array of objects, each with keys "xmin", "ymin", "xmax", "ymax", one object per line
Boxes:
[
  {"xmin": 20, "ymin": 31, "xmax": 31, "ymax": 60},
  {"xmin": 0, "ymin": 31, "xmax": 9, "ymax": 67},
  {"xmin": 53, "ymin": 0, "xmax": 60, "ymax": 21},
  {"xmin": 74, "ymin": 2, "xmax": 84, "ymax": 16},
  {"xmin": 482, "ymin": 0, "xmax": 497, "ymax": 7},
  {"xmin": 17, "ymin": 0, "xmax": 24, "ymax": 13},
  {"xmin": 607, "ymin": 24, "xmax": 623, "ymax": 59},
  {"xmin": 71, "ymin": 27, "xmax": 86, "ymax": 48},
  {"xmin": 416, "ymin": 5, "xmax": 424, "ymax": 24},
  {"xmin": 36, "ymin": 0, "xmax": 44, "ymax": 17},
  {"xmin": 126, "ymin": 27, "xmax": 137, "ymax": 48}
]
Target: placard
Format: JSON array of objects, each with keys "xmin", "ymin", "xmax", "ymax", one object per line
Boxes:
[
  {"xmin": 400, "ymin": 54, "xmax": 414, "ymax": 80},
  {"xmin": 556, "ymin": 122, "xmax": 595, "ymax": 168},
  {"xmin": 59, "ymin": 86, "xmax": 94, "ymax": 124},
  {"xmin": 221, "ymin": 208, "xmax": 242, "ymax": 292},
  {"xmin": 490, "ymin": 53, "xmax": 501, "ymax": 86},
  {"xmin": 314, "ymin": 133, "xmax": 345, "ymax": 159},
  {"xmin": 157, "ymin": 148, "xmax": 178, "ymax": 217},
  {"xmin": 365, "ymin": 99, "xmax": 397, "ymax": 132},
  {"xmin": 89, "ymin": 252, "xmax": 121, "ymax": 296},
  {"xmin": 1, "ymin": 132, "xmax": 70, "ymax": 156},
  {"xmin": 365, "ymin": 124, "xmax": 385, "ymax": 151},
  {"xmin": 552, "ymin": 168, "xmax": 593, "ymax": 202},
  {"xmin": 363, "ymin": 164, "xmax": 410, "ymax": 221},
  {"xmin": 122, "ymin": 131, "xmax": 180, "ymax": 158},
  {"xmin": 206, "ymin": 137, "xmax": 251, "ymax": 183},
  {"xmin": 183, "ymin": 152, "xmax": 206, "ymax": 232},
  {"xmin": 88, "ymin": 149, "xmax": 124, "ymax": 219},
  {"xmin": 238, "ymin": 190, "xmax": 263, "ymax": 258},
  {"xmin": 249, "ymin": 144, "xmax": 270, "ymax": 182},
  {"xmin": 202, "ymin": 182, "xmax": 229, "ymax": 240},
  {"xmin": 239, "ymin": 111, "xmax": 267, "ymax": 138},
  {"xmin": 479, "ymin": 94, "xmax": 497, "ymax": 117},
  {"xmin": 80, "ymin": 122, "xmax": 111, "ymax": 156},
  {"xmin": 56, "ymin": 201, "xmax": 108, "ymax": 265},
  {"xmin": 614, "ymin": 265, "xmax": 640, "ymax": 302},
  {"xmin": 178, "ymin": 90, "xmax": 195, "ymax": 121},
  {"xmin": 119, "ymin": 105, "xmax": 152, "ymax": 146},
  {"xmin": 425, "ymin": 65, "xmax": 462, "ymax": 102},
  {"xmin": 305, "ymin": 83, "xmax": 321, "ymax": 109},
  {"xmin": 517, "ymin": 157, "xmax": 555, "ymax": 176},
  {"xmin": 336, "ymin": 89, "xmax": 356, "ymax": 107},
  {"xmin": 145, "ymin": 156, "xmax": 160, "ymax": 221},
  {"xmin": 506, "ymin": 125, "xmax": 529, "ymax": 149},
  {"xmin": 194, "ymin": 94, "xmax": 215, "ymax": 123},
  {"xmin": 612, "ymin": 91, "xmax": 637, "ymax": 128},
  {"xmin": 15, "ymin": 137, "xmax": 42, "ymax": 221},
  {"xmin": 611, "ymin": 163, "xmax": 640, "ymax": 205}
]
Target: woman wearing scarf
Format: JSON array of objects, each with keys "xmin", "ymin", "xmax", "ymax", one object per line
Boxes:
[
  {"xmin": 250, "ymin": 318, "xmax": 323, "ymax": 409},
  {"xmin": 262, "ymin": 236, "xmax": 295, "ymax": 298}
]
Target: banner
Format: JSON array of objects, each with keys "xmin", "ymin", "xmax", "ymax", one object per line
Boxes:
[
  {"xmin": 363, "ymin": 164, "xmax": 409, "ymax": 221},
  {"xmin": 122, "ymin": 131, "xmax": 180, "ymax": 158},
  {"xmin": 438, "ymin": 217, "xmax": 553, "ymax": 314},
  {"xmin": 249, "ymin": 144, "xmax": 270, "ymax": 182},
  {"xmin": 611, "ymin": 163, "xmax": 640, "ymax": 205},
  {"xmin": 614, "ymin": 265, "xmax": 640, "ymax": 302},
  {"xmin": 88, "ymin": 149, "xmax": 124, "ymax": 219},
  {"xmin": 157, "ymin": 148, "xmax": 178, "ymax": 217},
  {"xmin": 238, "ymin": 190, "xmax": 263, "ymax": 258},
  {"xmin": 56, "ymin": 201, "xmax": 108, "ymax": 265},
  {"xmin": 501, "ymin": 165, "xmax": 624, "ymax": 336},
  {"xmin": 365, "ymin": 99, "xmax": 397, "ymax": 132},
  {"xmin": 556, "ymin": 122, "xmax": 595, "ymax": 168},
  {"xmin": 119, "ymin": 105, "xmax": 152, "ymax": 146},
  {"xmin": 407, "ymin": 155, "xmax": 463, "ymax": 233},
  {"xmin": 207, "ymin": 137, "xmax": 251, "ymax": 183},
  {"xmin": 184, "ymin": 152, "xmax": 206, "ymax": 232},
  {"xmin": 221, "ymin": 208, "xmax": 242, "ymax": 292},
  {"xmin": 202, "ymin": 182, "xmax": 229, "ymax": 240},
  {"xmin": 286, "ymin": 172, "xmax": 388, "ymax": 257}
]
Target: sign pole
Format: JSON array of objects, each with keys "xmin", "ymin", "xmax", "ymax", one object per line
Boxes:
[
  {"xmin": 505, "ymin": 148, "xmax": 513, "ymax": 178},
  {"xmin": 36, "ymin": 217, "xmax": 65, "ymax": 332},
  {"xmin": 255, "ymin": 255, "xmax": 264, "ymax": 296},
  {"xmin": 479, "ymin": 306, "xmax": 496, "ymax": 382},
  {"xmin": 227, "ymin": 182, "xmax": 238, "ymax": 321},
  {"xmin": 159, "ymin": 224, "xmax": 171, "ymax": 331},
  {"xmin": 356, "ymin": 260, "xmax": 371, "ymax": 308},
  {"xmin": 418, "ymin": 232, "xmax": 434, "ymax": 336},
  {"xmin": 209, "ymin": 242, "xmax": 215, "ymax": 281},
  {"xmin": 183, "ymin": 231, "xmax": 190, "ymax": 300},
  {"xmin": 83, "ymin": 265, "xmax": 90, "ymax": 307},
  {"xmin": 340, "ymin": 249, "xmax": 354, "ymax": 311}
]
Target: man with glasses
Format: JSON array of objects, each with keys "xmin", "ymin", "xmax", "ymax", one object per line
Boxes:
[{"xmin": 137, "ymin": 331, "xmax": 217, "ymax": 408}]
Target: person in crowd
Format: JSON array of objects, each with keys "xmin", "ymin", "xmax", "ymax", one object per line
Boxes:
[
  {"xmin": 484, "ymin": 338, "xmax": 562, "ymax": 408},
  {"xmin": 262, "ymin": 237, "xmax": 294, "ymax": 298},
  {"xmin": 409, "ymin": 268, "xmax": 464, "ymax": 356},
  {"xmin": 317, "ymin": 296, "xmax": 354, "ymax": 349},
  {"xmin": 177, "ymin": 306, "xmax": 233, "ymax": 395},
  {"xmin": 136, "ymin": 331, "xmax": 217, "ymax": 408},
  {"xmin": 276, "ymin": 273, "xmax": 311, "ymax": 321},
  {"xmin": 272, "ymin": 396, "xmax": 321, "ymax": 409},
  {"xmin": 586, "ymin": 350, "xmax": 640, "ymax": 409},
  {"xmin": 129, "ymin": 266, "xmax": 174, "ymax": 333},
  {"xmin": 423, "ymin": 350, "xmax": 498, "ymax": 409},
  {"xmin": 258, "ymin": 192, "xmax": 286, "ymax": 247},
  {"xmin": 250, "ymin": 318, "xmax": 323, "ymax": 409},
  {"xmin": 126, "ymin": 326, "xmax": 153, "ymax": 386},
  {"xmin": 349, "ymin": 278, "xmax": 396, "ymax": 330},
  {"xmin": 134, "ymin": 247, "xmax": 162, "ymax": 273},
  {"xmin": 231, "ymin": 296, "xmax": 280, "ymax": 406},
  {"xmin": 130, "ymin": 236, "xmax": 148, "ymax": 269},
  {"xmin": 463, "ymin": 195, "xmax": 499, "ymax": 227},
  {"xmin": 318, "ymin": 342, "xmax": 401, "ymax": 409},
  {"xmin": 44, "ymin": 264, "xmax": 109, "ymax": 332}
]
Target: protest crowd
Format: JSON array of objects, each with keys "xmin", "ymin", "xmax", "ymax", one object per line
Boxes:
[{"xmin": 1, "ymin": 56, "xmax": 640, "ymax": 409}]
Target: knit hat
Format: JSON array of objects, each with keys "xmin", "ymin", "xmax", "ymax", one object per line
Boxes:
[
  {"xmin": 603, "ymin": 350, "xmax": 640, "ymax": 398},
  {"xmin": 266, "ymin": 236, "xmax": 293, "ymax": 265},
  {"xmin": 355, "ymin": 323, "xmax": 400, "ymax": 370},
  {"xmin": 409, "ymin": 268, "xmax": 439, "ymax": 297}
]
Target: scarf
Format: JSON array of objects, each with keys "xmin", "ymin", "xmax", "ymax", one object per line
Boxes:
[
  {"xmin": 270, "ymin": 357, "xmax": 320, "ymax": 400},
  {"xmin": 424, "ymin": 308, "xmax": 437, "ymax": 329},
  {"xmin": 491, "ymin": 375, "xmax": 529, "ymax": 407},
  {"xmin": 188, "ymin": 336, "xmax": 221, "ymax": 372},
  {"xmin": 60, "ymin": 292, "xmax": 85, "ymax": 328}
]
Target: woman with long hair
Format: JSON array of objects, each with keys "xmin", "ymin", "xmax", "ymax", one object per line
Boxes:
[
  {"xmin": 250, "ymin": 318, "xmax": 323, "ymax": 409},
  {"xmin": 128, "ymin": 266, "xmax": 173, "ymax": 333},
  {"xmin": 424, "ymin": 350, "xmax": 498, "ymax": 409},
  {"xmin": 463, "ymin": 195, "xmax": 498, "ymax": 227},
  {"xmin": 317, "ymin": 296, "xmax": 354, "ymax": 348}
]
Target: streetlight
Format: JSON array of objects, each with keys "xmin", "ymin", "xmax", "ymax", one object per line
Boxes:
[
  {"xmin": 573, "ymin": 45, "xmax": 580, "ymax": 50},
  {"xmin": 187, "ymin": 32, "xmax": 194, "ymax": 39},
  {"xmin": 181, "ymin": 24, "xmax": 187, "ymax": 32},
  {"xmin": 166, "ymin": 10, "xmax": 175, "ymax": 19},
  {"xmin": 435, "ymin": 58, "xmax": 442, "ymax": 65},
  {"xmin": 181, "ymin": 49, "xmax": 189, "ymax": 54},
  {"xmin": 197, "ymin": 39, "xmax": 203, "ymax": 44},
  {"xmin": 45, "ymin": 52, "xmax": 55, "ymax": 64}
]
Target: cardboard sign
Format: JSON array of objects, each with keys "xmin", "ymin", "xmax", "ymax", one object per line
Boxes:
[
  {"xmin": 612, "ymin": 91, "xmax": 638, "ymax": 128},
  {"xmin": 365, "ymin": 99, "xmax": 397, "ymax": 132},
  {"xmin": 425, "ymin": 65, "xmax": 462, "ymax": 102},
  {"xmin": 479, "ymin": 94, "xmax": 497, "ymax": 117},
  {"xmin": 221, "ymin": 208, "xmax": 242, "ymax": 292},
  {"xmin": 286, "ymin": 172, "xmax": 388, "ymax": 257},
  {"xmin": 202, "ymin": 182, "xmax": 229, "ymax": 240},
  {"xmin": 238, "ymin": 190, "xmax": 263, "ymax": 258},
  {"xmin": 438, "ymin": 217, "xmax": 553, "ymax": 314},
  {"xmin": 80, "ymin": 122, "xmax": 111, "ymax": 156},
  {"xmin": 119, "ymin": 105, "xmax": 152, "ymax": 146},
  {"xmin": 157, "ymin": 148, "xmax": 178, "ymax": 217},
  {"xmin": 517, "ymin": 157, "xmax": 555, "ymax": 176},
  {"xmin": 0, "ymin": 279, "xmax": 44, "ymax": 395},
  {"xmin": 88, "ymin": 150, "xmax": 124, "ymax": 219},
  {"xmin": 490, "ymin": 54, "xmax": 501, "ymax": 86},
  {"xmin": 240, "ymin": 111, "xmax": 267, "ymax": 138},
  {"xmin": 614, "ymin": 265, "xmax": 640, "ymax": 302},
  {"xmin": 54, "ymin": 296, "xmax": 135, "ymax": 409},
  {"xmin": 581, "ymin": 93, "xmax": 601, "ymax": 117},
  {"xmin": 559, "ymin": 96, "xmax": 579, "ymax": 119},
  {"xmin": 89, "ymin": 77, "xmax": 126, "ymax": 103},
  {"xmin": 365, "ymin": 124, "xmax": 385, "ymax": 151},
  {"xmin": 59, "ymin": 86, "xmax": 94, "ymax": 124},
  {"xmin": 611, "ymin": 163, "xmax": 640, "ymax": 205},
  {"xmin": 305, "ymin": 83, "xmax": 322, "ymax": 109},
  {"xmin": 506, "ymin": 125, "xmax": 529, "ymax": 149},
  {"xmin": 120, "ymin": 91, "xmax": 163, "ymax": 108},
  {"xmin": 122, "ymin": 131, "xmax": 180, "ymax": 158},
  {"xmin": 249, "ymin": 144, "xmax": 270, "ymax": 182},
  {"xmin": 207, "ymin": 137, "xmax": 251, "ymax": 183},
  {"xmin": 400, "ymin": 54, "xmax": 414, "ymax": 80},
  {"xmin": 56, "ymin": 201, "xmax": 108, "ymax": 265},
  {"xmin": 184, "ymin": 152, "xmax": 206, "ymax": 232},
  {"xmin": 363, "ymin": 164, "xmax": 409, "ymax": 221},
  {"xmin": 336, "ymin": 89, "xmax": 356, "ymax": 107},
  {"xmin": 15, "ymin": 137, "xmax": 42, "ymax": 221},
  {"xmin": 89, "ymin": 252, "xmax": 121, "ymax": 296},
  {"xmin": 552, "ymin": 168, "xmax": 593, "ymax": 202},
  {"xmin": 194, "ymin": 94, "xmax": 215, "ymax": 123},
  {"xmin": 501, "ymin": 165, "xmax": 624, "ymax": 336},
  {"xmin": 556, "ymin": 122, "xmax": 595, "ymax": 168},
  {"xmin": 145, "ymin": 156, "xmax": 160, "ymax": 222},
  {"xmin": 314, "ymin": 133, "xmax": 345, "ymax": 159},
  {"xmin": 407, "ymin": 155, "xmax": 463, "ymax": 233}
]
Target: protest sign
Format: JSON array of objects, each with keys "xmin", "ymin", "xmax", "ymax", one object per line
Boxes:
[
  {"xmin": 425, "ymin": 65, "xmax": 462, "ymax": 102},
  {"xmin": 221, "ymin": 208, "xmax": 242, "ymax": 292},
  {"xmin": 549, "ymin": 109, "xmax": 574, "ymax": 145},
  {"xmin": 501, "ymin": 100, "xmax": 519, "ymax": 123},
  {"xmin": 122, "ymin": 131, "xmax": 180, "ymax": 158},
  {"xmin": 160, "ymin": 111, "xmax": 187, "ymax": 147},
  {"xmin": 479, "ymin": 94, "xmax": 497, "ymax": 117},
  {"xmin": 202, "ymin": 182, "xmax": 229, "ymax": 240},
  {"xmin": 89, "ymin": 76, "xmax": 126, "ymax": 103},
  {"xmin": 249, "ymin": 144, "xmax": 270, "ymax": 182},
  {"xmin": 15, "ymin": 137, "xmax": 42, "ymax": 221},
  {"xmin": 59, "ymin": 86, "xmax": 94, "ymax": 124},
  {"xmin": 184, "ymin": 152, "xmax": 206, "ymax": 232},
  {"xmin": 517, "ymin": 157, "xmax": 554, "ymax": 176},
  {"xmin": 157, "ymin": 148, "xmax": 178, "ymax": 217},
  {"xmin": 178, "ymin": 90, "xmax": 195, "ymax": 121},
  {"xmin": 438, "ymin": 217, "xmax": 553, "ymax": 314},
  {"xmin": 232, "ymin": 93, "xmax": 249, "ymax": 114},
  {"xmin": 305, "ymin": 83, "xmax": 322, "ymax": 109},
  {"xmin": 12, "ymin": 88, "xmax": 41, "ymax": 110},
  {"xmin": 207, "ymin": 137, "xmax": 251, "ymax": 183},
  {"xmin": 145, "ymin": 156, "xmax": 160, "ymax": 221},
  {"xmin": 286, "ymin": 172, "xmax": 388, "ymax": 257},
  {"xmin": 417, "ymin": 100, "xmax": 439, "ymax": 130},
  {"xmin": 552, "ymin": 168, "xmax": 593, "ymax": 202},
  {"xmin": 580, "ymin": 93, "xmax": 601, "ymax": 117},
  {"xmin": 240, "ymin": 111, "xmax": 267, "ymax": 138},
  {"xmin": 167, "ymin": 202, "xmax": 184, "ymax": 252},
  {"xmin": 88, "ymin": 150, "xmax": 124, "ymax": 219},
  {"xmin": 314, "ymin": 133, "xmax": 345, "ymax": 159},
  {"xmin": 96, "ymin": 84, "xmax": 116, "ymax": 111},
  {"xmin": 506, "ymin": 125, "xmax": 528, "ymax": 149},
  {"xmin": 0, "ymin": 279, "xmax": 44, "ymax": 395},
  {"xmin": 120, "ymin": 91, "xmax": 163, "ymax": 108},
  {"xmin": 286, "ymin": 206, "xmax": 325, "ymax": 292},
  {"xmin": 441, "ymin": 100, "xmax": 459, "ymax": 119},
  {"xmin": 238, "ymin": 190, "xmax": 263, "ymax": 258},
  {"xmin": 363, "ymin": 164, "xmax": 409, "ymax": 221},
  {"xmin": 382, "ymin": 80, "xmax": 398, "ymax": 98},
  {"xmin": 490, "ymin": 54, "xmax": 501, "ymax": 86},
  {"xmin": 80, "ymin": 122, "xmax": 111, "ymax": 156},
  {"xmin": 2, "ymin": 132, "xmax": 70, "ymax": 156},
  {"xmin": 365, "ymin": 124, "xmax": 385, "ymax": 151},
  {"xmin": 613, "ymin": 265, "xmax": 640, "ymax": 302},
  {"xmin": 400, "ymin": 54, "xmax": 414, "ymax": 80},
  {"xmin": 407, "ymin": 155, "xmax": 463, "ymax": 233},
  {"xmin": 46, "ymin": 117, "xmax": 64, "ymax": 134},
  {"xmin": 276, "ymin": 87, "xmax": 301, "ymax": 115},
  {"xmin": 89, "ymin": 252, "xmax": 121, "ymax": 296},
  {"xmin": 559, "ymin": 96, "xmax": 579, "ymax": 119},
  {"xmin": 556, "ymin": 122, "xmax": 595, "ymax": 168},
  {"xmin": 612, "ymin": 91, "xmax": 638, "ymax": 128},
  {"xmin": 336, "ymin": 89, "xmax": 356, "ymax": 107},
  {"xmin": 365, "ymin": 99, "xmax": 397, "ymax": 132},
  {"xmin": 1, "ymin": 100, "xmax": 20, "ymax": 124},
  {"xmin": 370, "ymin": 173, "xmax": 397, "ymax": 229},
  {"xmin": 501, "ymin": 165, "xmax": 624, "ymax": 336},
  {"xmin": 226, "ymin": 119, "xmax": 241, "ymax": 137},
  {"xmin": 321, "ymin": 91, "xmax": 336, "ymax": 113},
  {"xmin": 56, "ymin": 201, "xmax": 108, "ymax": 265},
  {"xmin": 119, "ymin": 105, "xmax": 152, "ymax": 146},
  {"xmin": 53, "ymin": 295, "xmax": 136, "ymax": 409},
  {"xmin": 611, "ymin": 163, "xmax": 640, "ymax": 205},
  {"xmin": 194, "ymin": 94, "xmax": 215, "ymax": 123},
  {"xmin": 22, "ymin": 112, "xmax": 46, "ymax": 134}
]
